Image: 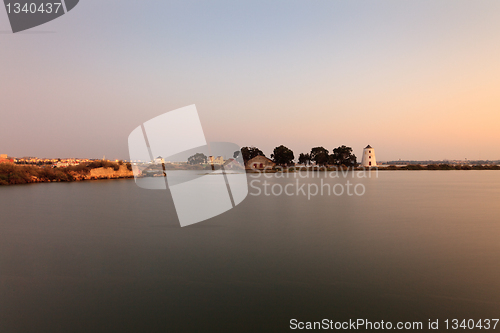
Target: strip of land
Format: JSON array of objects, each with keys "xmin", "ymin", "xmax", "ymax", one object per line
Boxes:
[
  {"xmin": 2, "ymin": 162, "xmax": 499, "ymax": 186},
  {"xmin": 0, "ymin": 161, "xmax": 133, "ymax": 185}
]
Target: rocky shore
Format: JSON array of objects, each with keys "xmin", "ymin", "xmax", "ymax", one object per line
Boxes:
[{"xmin": 0, "ymin": 162, "xmax": 134, "ymax": 186}]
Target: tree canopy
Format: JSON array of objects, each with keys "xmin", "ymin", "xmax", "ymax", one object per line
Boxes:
[
  {"xmin": 271, "ymin": 145, "xmax": 295, "ymax": 166},
  {"xmin": 187, "ymin": 153, "xmax": 207, "ymax": 165},
  {"xmin": 241, "ymin": 146, "xmax": 264, "ymax": 163},
  {"xmin": 310, "ymin": 147, "xmax": 330, "ymax": 166},
  {"xmin": 329, "ymin": 145, "xmax": 357, "ymax": 167},
  {"xmin": 298, "ymin": 153, "xmax": 311, "ymax": 165}
]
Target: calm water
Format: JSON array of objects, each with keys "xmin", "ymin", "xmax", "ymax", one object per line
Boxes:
[{"xmin": 1, "ymin": 171, "xmax": 500, "ymax": 332}]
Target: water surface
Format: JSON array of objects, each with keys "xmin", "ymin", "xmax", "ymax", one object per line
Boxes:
[{"xmin": 1, "ymin": 171, "xmax": 500, "ymax": 332}]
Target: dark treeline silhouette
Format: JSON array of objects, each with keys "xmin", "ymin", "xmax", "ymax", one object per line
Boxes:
[
  {"xmin": 187, "ymin": 153, "xmax": 208, "ymax": 165},
  {"xmin": 271, "ymin": 145, "xmax": 294, "ymax": 166},
  {"xmin": 241, "ymin": 145, "xmax": 358, "ymax": 167},
  {"xmin": 241, "ymin": 147, "xmax": 265, "ymax": 163}
]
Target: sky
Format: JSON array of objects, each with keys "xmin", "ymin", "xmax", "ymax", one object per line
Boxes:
[{"xmin": 1, "ymin": 0, "xmax": 500, "ymax": 161}]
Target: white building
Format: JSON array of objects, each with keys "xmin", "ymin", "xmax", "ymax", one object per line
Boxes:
[
  {"xmin": 208, "ymin": 156, "xmax": 224, "ymax": 165},
  {"xmin": 361, "ymin": 145, "xmax": 377, "ymax": 167},
  {"xmin": 154, "ymin": 156, "xmax": 165, "ymax": 164}
]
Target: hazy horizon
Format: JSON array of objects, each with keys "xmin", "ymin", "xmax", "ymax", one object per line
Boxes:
[
  {"xmin": 5, "ymin": 150, "xmax": 500, "ymax": 163},
  {"xmin": 2, "ymin": 0, "xmax": 500, "ymax": 161}
]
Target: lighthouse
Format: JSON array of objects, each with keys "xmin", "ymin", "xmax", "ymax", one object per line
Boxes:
[{"xmin": 361, "ymin": 145, "xmax": 377, "ymax": 167}]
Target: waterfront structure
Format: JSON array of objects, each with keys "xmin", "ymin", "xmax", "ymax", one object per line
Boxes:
[
  {"xmin": 154, "ymin": 156, "xmax": 165, "ymax": 164},
  {"xmin": 246, "ymin": 156, "xmax": 276, "ymax": 170},
  {"xmin": 208, "ymin": 156, "xmax": 224, "ymax": 165},
  {"xmin": 0, "ymin": 154, "xmax": 13, "ymax": 164},
  {"xmin": 361, "ymin": 145, "xmax": 377, "ymax": 167},
  {"xmin": 54, "ymin": 161, "xmax": 80, "ymax": 168}
]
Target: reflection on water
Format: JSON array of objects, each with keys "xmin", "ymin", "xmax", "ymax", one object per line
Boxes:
[{"xmin": 1, "ymin": 171, "xmax": 500, "ymax": 332}]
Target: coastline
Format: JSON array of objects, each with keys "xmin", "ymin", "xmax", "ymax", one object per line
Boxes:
[
  {"xmin": 0, "ymin": 163, "xmax": 134, "ymax": 186},
  {"xmin": 2, "ymin": 163, "xmax": 500, "ymax": 187},
  {"xmin": 247, "ymin": 164, "xmax": 500, "ymax": 173}
]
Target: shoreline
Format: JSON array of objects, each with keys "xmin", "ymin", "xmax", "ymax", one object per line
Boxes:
[
  {"xmin": 246, "ymin": 164, "xmax": 500, "ymax": 173},
  {"xmin": 0, "ymin": 162, "xmax": 134, "ymax": 186},
  {"xmin": 2, "ymin": 163, "xmax": 500, "ymax": 187},
  {"xmin": 0, "ymin": 174, "xmax": 136, "ymax": 187}
]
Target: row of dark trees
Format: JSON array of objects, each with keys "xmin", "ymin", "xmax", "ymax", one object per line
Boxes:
[
  {"xmin": 186, "ymin": 145, "xmax": 358, "ymax": 167},
  {"xmin": 241, "ymin": 145, "xmax": 358, "ymax": 167},
  {"xmin": 297, "ymin": 146, "xmax": 357, "ymax": 167}
]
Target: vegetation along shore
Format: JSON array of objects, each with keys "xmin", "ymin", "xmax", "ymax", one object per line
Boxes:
[
  {"xmin": 1, "ymin": 143, "xmax": 499, "ymax": 186},
  {"xmin": 0, "ymin": 161, "xmax": 133, "ymax": 186}
]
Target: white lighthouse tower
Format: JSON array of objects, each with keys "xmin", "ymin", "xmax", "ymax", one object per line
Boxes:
[{"xmin": 361, "ymin": 145, "xmax": 377, "ymax": 167}]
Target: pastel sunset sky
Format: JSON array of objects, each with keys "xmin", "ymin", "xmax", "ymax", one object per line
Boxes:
[{"xmin": 1, "ymin": 0, "xmax": 499, "ymax": 161}]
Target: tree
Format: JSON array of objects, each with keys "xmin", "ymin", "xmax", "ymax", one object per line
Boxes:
[
  {"xmin": 241, "ymin": 146, "xmax": 264, "ymax": 163},
  {"xmin": 310, "ymin": 147, "xmax": 329, "ymax": 166},
  {"xmin": 271, "ymin": 145, "xmax": 295, "ymax": 166},
  {"xmin": 329, "ymin": 145, "xmax": 357, "ymax": 167},
  {"xmin": 187, "ymin": 153, "xmax": 207, "ymax": 165},
  {"xmin": 298, "ymin": 153, "xmax": 311, "ymax": 165}
]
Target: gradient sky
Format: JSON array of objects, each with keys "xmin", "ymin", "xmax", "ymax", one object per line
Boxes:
[{"xmin": 1, "ymin": 0, "xmax": 500, "ymax": 161}]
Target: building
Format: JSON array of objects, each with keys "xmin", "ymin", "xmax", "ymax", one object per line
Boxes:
[
  {"xmin": 54, "ymin": 160, "xmax": 80, "ymax": 168},
  {"xmin": 208, "ymin": 156, "xmax": 224, "ymax": 165},
  {"xmin": 0, "ymin": 154, "xmax": 13, "ymax": 164},
  {"xmin": 154, "ymin": 156, "xmax": 165, "ymax": 164},
  {"xmin": 360, "ymin": 145, "xmax": 377, "ymax": 167},
  {"xmin": 246, "ymin": 155, "xmax": 276, "ymax": 170},
  {"xmin": 223, "ymin": 158, "xmax": 248, "ymax": 171}
]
